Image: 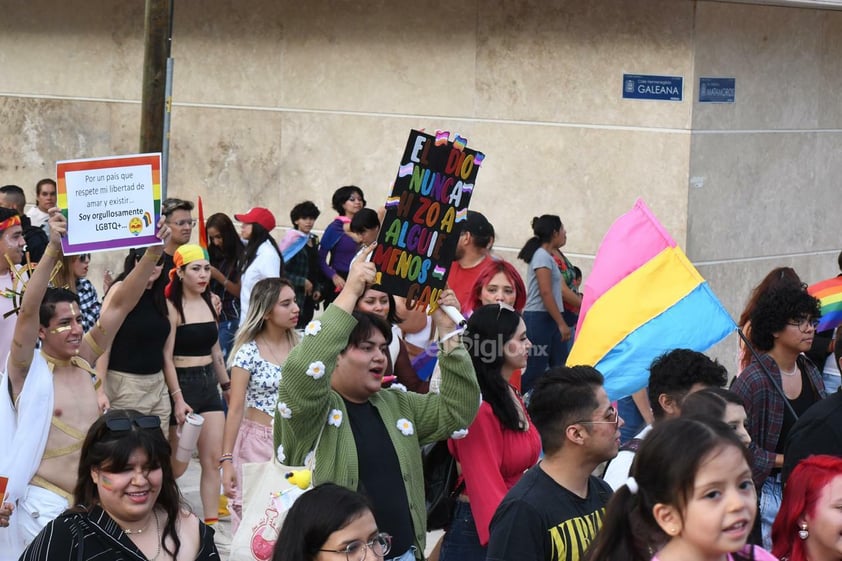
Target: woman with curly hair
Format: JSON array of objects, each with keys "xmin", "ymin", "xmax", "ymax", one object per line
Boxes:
[{"xmin": 731, "ymin": 284, "xmax": 825, "ymax": 550}]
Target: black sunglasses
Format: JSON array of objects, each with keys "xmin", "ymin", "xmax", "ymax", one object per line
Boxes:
[{"xmin": 105, "ymin": 415, "xmax": 160, "ymax": 432}]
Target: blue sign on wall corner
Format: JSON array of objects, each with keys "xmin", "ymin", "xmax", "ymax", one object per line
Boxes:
[
  {"xmin": 623, "ymin": 74, "xmax": 683, "ymax": 102},
  {"xmin": 699, "ymin": 77, "xmax": 736, "ymax": 103}
]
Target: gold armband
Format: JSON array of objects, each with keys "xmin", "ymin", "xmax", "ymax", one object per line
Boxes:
[
  {"xmin": 94, "ymin": 319, "xmax": 107, "ymax": 336},
  {"xmin": 83, "ymin": 331, "xmax": 105, "ymax": 358},
  {"xmin": 43, "ymin": 245, "xmax": 61, "ymax": 259}
]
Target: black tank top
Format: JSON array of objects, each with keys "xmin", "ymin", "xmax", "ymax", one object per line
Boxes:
[
  {"xmin": 173, "ymin": 321, "xmax": 218, "ymax": 356},
  {"xmin": 109, "ymin": 290, "xmax": 171, "ymax": 374}
]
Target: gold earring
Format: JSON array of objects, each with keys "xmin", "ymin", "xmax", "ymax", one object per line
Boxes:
[{"xmin": 798, "ymin": 522, "xmax": 809, "ymax": 540}]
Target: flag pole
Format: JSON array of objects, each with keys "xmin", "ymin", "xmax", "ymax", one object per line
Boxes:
[{"xmin": 736, "ymin": 328, "xmax": 799, "ymax": 420}]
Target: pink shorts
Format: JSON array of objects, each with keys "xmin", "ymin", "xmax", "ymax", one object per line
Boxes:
[{"xmin": 231, "ymin": 416, "xmax": 273, "ymax": 534}]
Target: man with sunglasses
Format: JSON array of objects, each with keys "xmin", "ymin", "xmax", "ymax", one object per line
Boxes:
[
  {"xmin": 0, "ymin": 210, "xmax": 171, "ymax": 560},
  {"xmin": 487, "ymin": 365, "xmax": 621, "ymax": 561}
]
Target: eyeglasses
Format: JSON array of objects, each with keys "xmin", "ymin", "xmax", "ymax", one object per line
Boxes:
[
  {"xmin": 786, "ymin": 317, "xmax": 820, "ymax": 333},
  {"xmin": 105, "ymin": 415, "xmax": 161, "ymax": 432},
  {"xmin": 319, "ymin": 532, "xmax": 391, "ymax": 561},
  {"xmin": 169, "ymin": 218, "xmax": 197, "ymax": 228},
  {"xmin": 574, "ymin": 407, "xmax": 620, "ymax": 427}
]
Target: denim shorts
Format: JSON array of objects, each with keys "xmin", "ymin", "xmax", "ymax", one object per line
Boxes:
[{"xmin": 169, "ymin": 364, "xmax": 224, "ymax": 425}]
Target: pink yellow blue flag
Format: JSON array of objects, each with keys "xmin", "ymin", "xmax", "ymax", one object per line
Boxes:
[
  {"xmin": 808, "ymin": 276, "xmax": 842, "ymax": 332},
  {"xmin": 567, "ymin": 199, "xmax": 736, "ymax": 400}
]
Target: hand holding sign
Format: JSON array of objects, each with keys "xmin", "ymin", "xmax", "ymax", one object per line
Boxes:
[
  {"xmin": 47, "ymin": 207, "xmax": 67, "ymax": 243},
  {"xmin": 335, "ymin": 243, "xmax": 378, "ymax": 312}
]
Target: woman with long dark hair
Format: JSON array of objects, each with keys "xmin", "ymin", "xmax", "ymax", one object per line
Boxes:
[
  {"xmin": 20, "ymin": 409, "xmax": 218, "ymax": 560},
  {"xmin": 163, "ymin": 244, "xmax": 231, "ymax": 527},
  {"xmin": 439, "ymin": 303, "xmax": 541, "ymax": 561},
  {"xmin": 96, "ymin": 248, "xmax": 171, "ymax": 433},
  {"xmin": 206, "ymin": 212, "xmax": 245, "ymax": 361},
  {"xmin": 273, "ymin": 483, "xmax": 391, "ymax": 561},
  {"xmin": 517, "ymin": 214, "xmax": 569, "ymax": 394},
  {"xmin": 234, "ymin": 207, "xmax": 282, "ymax": 322}
]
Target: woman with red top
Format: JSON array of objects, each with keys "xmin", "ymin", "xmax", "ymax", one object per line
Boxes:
[{"xmin": 439, "ymin": 303, "xmax": 542, "ymax": 561}]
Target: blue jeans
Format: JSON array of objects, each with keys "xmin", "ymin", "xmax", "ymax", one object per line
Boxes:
[
  {"xmin": 218, "ymin": 319, "xmax": 239, "ymax": 363},
  {"xmin": 521, "ymin": 310, "xmax": 567, "ymax": 394},
  {"xmin": 439, "ymin": 502, "xmax": 486, "ymax": 561},
  {"xmin": 760, "ymin": 474, "xmax": 783, "ymax": 551}
]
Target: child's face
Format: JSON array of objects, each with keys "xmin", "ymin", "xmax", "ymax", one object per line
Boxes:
[
  {"xmin": 660, "ymin": 445, "xmax": 756, "ymax": 559},
  {"xmin": 295, "ymin": 216, "xmax": 316, "ymax": 234},
  {"xmin": 723, "ymin": 404, "xmax": 751, "ymax": 446}
]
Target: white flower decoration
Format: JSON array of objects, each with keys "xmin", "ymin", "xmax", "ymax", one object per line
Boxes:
[
  {"xmin": 304, "ymin": 320, "xmax": 322, "ymax": 336},
  {"xmin": 390, "ymin": 383, "xmax": 408, "ymax": 393},
  {"xmin": 306, "ymin": 361, "xmax": 326, "ymax": 380},
  {"xmin": 396, "ymin": 418, "xmax": 414, "ymax": 436},
  {"xmin": 276, "ymin": 444, "xmax": 286, "ymax": 463},
  {"xmin": 277, "ymin": 402, "xmax": 292, "ymax": 419},
  {"xmin": 328, "ymin": 409, "xmax": 343, "ymax": 428},
  {"xmin": 304, "ymin": 449, "xmax": 316, "ymax": 468},
  {"xmin": 450, "ymin": 428, "xmax": 469, "ymax": 440}
]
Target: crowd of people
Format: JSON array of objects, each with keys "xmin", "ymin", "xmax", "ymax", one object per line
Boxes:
[{"xmin": 0, "ymin": 178, "xmax": 841, "ymax": 561}]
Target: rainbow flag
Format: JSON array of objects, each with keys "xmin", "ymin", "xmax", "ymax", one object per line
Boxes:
[
  {"xmin": 567, "ymin": 199, "xmax": 736, "ymax": 400},
  {"xmin": 808, "ymin": 276, "xmax": 842, "ymax": 332}
]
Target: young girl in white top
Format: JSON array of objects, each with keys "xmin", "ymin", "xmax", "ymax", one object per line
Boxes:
[
  {"xmin": 585, "ymin": 417, "xmax": 777, "ymax": 561},
  {"xmin": 221, "ymin": 277, "xmax": 300, "ymax": 532}
]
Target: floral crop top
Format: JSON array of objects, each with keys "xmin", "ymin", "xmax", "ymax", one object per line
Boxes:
[{"xmin": 232, "ymin": 340, "xmax": 283, "ymax": 416}]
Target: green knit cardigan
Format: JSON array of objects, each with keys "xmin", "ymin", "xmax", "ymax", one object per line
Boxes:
[{"xmin": 274, "ymin": 305, "xmax": 480, "ymax": 558}]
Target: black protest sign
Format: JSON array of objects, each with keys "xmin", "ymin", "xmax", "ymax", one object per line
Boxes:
[{"xmin": 373, "ymin": 130, "xmax": 484, "ymax": 311}]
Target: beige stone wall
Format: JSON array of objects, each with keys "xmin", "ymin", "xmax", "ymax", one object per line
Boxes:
[{"xmin": 1, "ymin": 0, "xmax": 840, "ymax": 369}]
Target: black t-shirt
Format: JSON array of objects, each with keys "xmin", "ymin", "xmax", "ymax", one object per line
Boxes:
[
  {"xmin": 344, "ymin": 399, "xmax": 414, "ymax": 556},
  {"xmin": 487, "ymin": 465, "xmax": 613, "ymax": 561},
  {"xmin": 108, "ymin": 289, "xmax": 171, "ymax": 374},
  {"xmin": 776, "ymin": 366, "xmax": 821, "ymax": 456},
  {"xmin": 784, "ymin": 390, "xmax": 842, "ymax": 482}
]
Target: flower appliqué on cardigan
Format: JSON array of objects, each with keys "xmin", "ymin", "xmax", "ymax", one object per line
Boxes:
[
  {"xmin": 389, "ymin": 383, "xmax": 408, "ymax": 393},
  {"xmin": 328, "ymin": 409, "xmax": 343, "ymax": 428},
  {"xmin": 276, "ymin": 444, "xmax": 286, "ymax": 463},
  {"xmin": 306, "ymin": 361, "xmax": 326, "ymax": 380},
  {"xmin": 396, "ymin": 418, "xmax": 414, "ymax": 436},
  {"xmin": 304, "ymin": 320, "xmax": 322, "ymax": 336},
  {"xmin": 277, "ymin": 402, "xmax": 292, "ymax": 419},
  {"xmin": 450, "ymin": 428, "xmax": 469, "ymax": 440}
]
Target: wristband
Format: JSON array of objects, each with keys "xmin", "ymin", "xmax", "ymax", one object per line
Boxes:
[
  {"xmin": 219, "ymin": 457, "xmax": 233, "ymax": 465},
  {"xmin": 170, "ymin": 388, "xmax": 183, "ymax": 397},
  {"xmin": 439, "ymin": 327, "xmax": 465, "ymax": 343},
  {"xmin": 43, "ymin": 245, "xmax": 61, "ymax": 259},
  {"xmin": 220, "ymin": 381, "xmax": 231, "ymax": 391}
]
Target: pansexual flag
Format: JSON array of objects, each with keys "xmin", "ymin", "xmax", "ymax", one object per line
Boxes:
[
  {"xmin": 808, "ymin": 276, "xmax": 842, "ymax": 332},
  {"xmin": 567, "ymin": 199, "xmax": 736, "ymax": 401}
]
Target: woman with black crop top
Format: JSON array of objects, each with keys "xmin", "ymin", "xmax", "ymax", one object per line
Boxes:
[
  {"xmin": 96, "ymin": 248, "xmax": 171, "ymax": 433},
  {"xmin": 162, "ymin": 244, "xmax": 231, "ymax": 527}
]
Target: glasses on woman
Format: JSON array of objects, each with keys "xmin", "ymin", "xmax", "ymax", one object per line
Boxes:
[
  {"xmin": 319, "ymin": 532, "xmax": 391, "ymax": 561},
  {"xmin": 169, "ymin": 218, "xmax": 197, "ymax": 228},
  {"xmin": 787, "ymin": 317, "xmax": 820, "ymax": 333}
]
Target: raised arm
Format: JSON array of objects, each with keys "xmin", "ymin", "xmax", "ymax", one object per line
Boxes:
[
  {"xmin": 7, "ymin": 210, "xmax": 65, "ymax": 396},
  {"xmin": 80, "ymin": 219, "xmax": 170, "ymax": 365}
]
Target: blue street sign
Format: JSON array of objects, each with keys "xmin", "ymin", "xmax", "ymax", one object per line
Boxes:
[
  {"xmin": 699, "ymin": 77, "xmax": 736, "ymax": 103},
  {"xmin": 622, "ymin": 74, "xmax": 683, "ymax": 101}
]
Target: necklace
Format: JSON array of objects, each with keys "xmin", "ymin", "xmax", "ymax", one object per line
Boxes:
[
  {"xmin": 780, "ymin": 364, "xmax": 799, "ymax": 377},
  {"xmin": 124, "ymin": 511, "xmax": 161, "ymax": 560},
  {"xmin": 259, "ymin": 336, "xmax": 285, "ymax": 366}
]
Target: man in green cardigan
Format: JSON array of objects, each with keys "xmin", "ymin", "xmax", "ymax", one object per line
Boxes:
[{"xmin": 275, "ymin": 243, "xmax": 481, "ymax": 560}]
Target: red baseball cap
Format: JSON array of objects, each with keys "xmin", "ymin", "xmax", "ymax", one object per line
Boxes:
[{"xmin": 235, "ymin": 207, "xmax": 276, "ymax": 232}]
